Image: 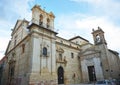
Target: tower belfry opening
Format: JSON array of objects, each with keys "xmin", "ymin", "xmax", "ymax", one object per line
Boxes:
[{"xmin": 92, "ymin": 27, "xmax": 107, "ymax": 45}]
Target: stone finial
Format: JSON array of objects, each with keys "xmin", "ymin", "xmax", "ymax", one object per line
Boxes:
[
  {"xmin": 98, "ymin": 26, "xmax": 104, "ymax": 32},
  {"xmin": 92, "ymin": 28, "xmax": 94, "ymax": 32},
  {"xmin": 31, "ymin": 4, "xmax": 41, "ymax": 10},
  {"xmin": 35, "ymin": 4, "xmax": 40, "ymax": 8},
  {"xmin": 49, "ymin": 12, "xmax": 55, "ymax": 18},
  {"xmin": 98, "ymin": 26, "xmax": 101, "ymax": 30}
]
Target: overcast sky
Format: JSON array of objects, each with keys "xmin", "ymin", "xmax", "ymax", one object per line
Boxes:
[{"xmin": 0, "ymin": 0, "xmax": 120, "ymax": 59}]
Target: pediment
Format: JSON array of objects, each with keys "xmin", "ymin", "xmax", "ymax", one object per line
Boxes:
[
  {"xmin": 11, "ymin": 20, "xmax": 22, "ymax": 35},
  {"xmin": 80, "ymin": 46, "xmax": 100, "ymax": 56}
]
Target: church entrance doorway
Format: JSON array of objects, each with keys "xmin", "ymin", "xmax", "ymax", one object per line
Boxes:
[
  {"xmin": 88, "ymin": 66, "xmax": 96, "ymax": 82},
  {"xmin": 57, "ymin": 66, "xmax": 64, "ymax": 84}
]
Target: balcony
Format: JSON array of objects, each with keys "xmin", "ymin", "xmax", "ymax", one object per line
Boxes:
[{"xmin": 56, "ymin": 56, "xmax": 67, "ymax": 65}]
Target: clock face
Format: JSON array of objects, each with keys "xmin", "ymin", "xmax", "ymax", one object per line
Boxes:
[{"xmin": 96, "ymin": 35, "xmax": 101, "ymax": 43}]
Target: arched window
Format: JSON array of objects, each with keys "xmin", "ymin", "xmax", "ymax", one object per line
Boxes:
[
  {"xmin": 43, "ymin": 47, "xmax": 47, "ymax": 56},
  {"xmin": 39, "ymin": 14, "xmax": 43, "ymax": 25},
  {"xmin": 22, "ymin": 44, "xmax": 25, "ymax": 53},
  {"xmin": 47, "ymin": 18, "xmax": 50, "ymax": 28},
  {"xmin": 96, "ymin": 34, "xmax": 101, "ymax": 43}
]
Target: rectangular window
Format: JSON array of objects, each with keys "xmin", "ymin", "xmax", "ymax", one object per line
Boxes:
[
  {"xmin": 14, "ymin": 40, "xmax": 16, "ymax": 46},
  {"xmin": 14, "ymin": 35, "xmax": 17, "ymax": 46},
  {"xmin": 71, "ymin": 52, "xmax": 74, "ymax": 58},
  {"xmin": 59, "ymin": 53, "xmax": 62, "ymax": 60},
  {"xmin": 22, "ymin": 44, "xmax": 25, "ymax": 53}
]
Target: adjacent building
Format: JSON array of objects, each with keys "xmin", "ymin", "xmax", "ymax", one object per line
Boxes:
[
  {"xmin": 1, "ymin": 5, "xmax": 120, "ymax": 85},
  {"xmin": 0, "ymin": 56, "xmax": 7, "ymax": 85}
]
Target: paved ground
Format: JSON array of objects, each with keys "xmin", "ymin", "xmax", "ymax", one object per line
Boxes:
[{"xmin": 59, "ymin": 84, "xmax": 95, "ymax": 85}]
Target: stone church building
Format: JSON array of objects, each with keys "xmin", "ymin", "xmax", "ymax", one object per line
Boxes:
[{"xmin": 1, "ymin": 5, "xmax": 120, "ymax": 85}]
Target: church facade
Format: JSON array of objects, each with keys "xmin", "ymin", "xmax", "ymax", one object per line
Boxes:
[{"xmin": 1, "ymin": 5, "xmax": 120, "ymax": 85}]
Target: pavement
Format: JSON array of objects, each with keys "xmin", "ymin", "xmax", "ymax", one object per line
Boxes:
[{"xmin": 58, "ymin": 84, "xmax": 95, "ymax": 85}]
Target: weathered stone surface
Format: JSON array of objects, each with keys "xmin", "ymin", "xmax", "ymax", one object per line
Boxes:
[{"xmin": 1, "ymin": 5, "xmax": 120, "ymax": 85}]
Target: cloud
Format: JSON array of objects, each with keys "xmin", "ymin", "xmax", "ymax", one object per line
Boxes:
[
  {"xmin": 70, "ymin": 0, "xmax": 105, "ymax": 4},
  {"xmin": 0, "ymin": 19, "xmax": 11, "ymax": 59},
  {"xmin": 70, "ymin": 0, "xmax": 120, "ymax": 20},
  {"xmin": 1, "ymin": 0, "xmax": 37, "ymax": 24},
  {"xmin": 67, "ymin": 0, "xmax": 120, "ymax": 53},
  {"xmin": 55, "ymin": 13, "xmax": 120, "ymax": 54},
  {"xmin": 0, "ymin": 0, "xmax": 35, "ymax": 59},
  {"xmin": 0, "ymin": 37, "xmax": 10, "ymax": 59},
  {"xmin": 0, "ymin": 19, "xmax": 13, "ymax": 32},
  {"xmin": 0, "ymin": 0, "xmax": 120, "ymax": 59}
]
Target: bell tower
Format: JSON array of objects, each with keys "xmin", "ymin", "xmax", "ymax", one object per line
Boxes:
[
  {"xmin": 92, "ymin": 27, "xmax": 111, "ymax": 79},
  {"xmin": 28, "ymin": 5, "xmax": 57, "ymax": 85},
  {"xmin": 92, "ymin": 27, "xmax": 107, "ymax": 45},
  {"xmin": 31, "ymin": 4, "xmax": 55, "ymax": 30}
]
